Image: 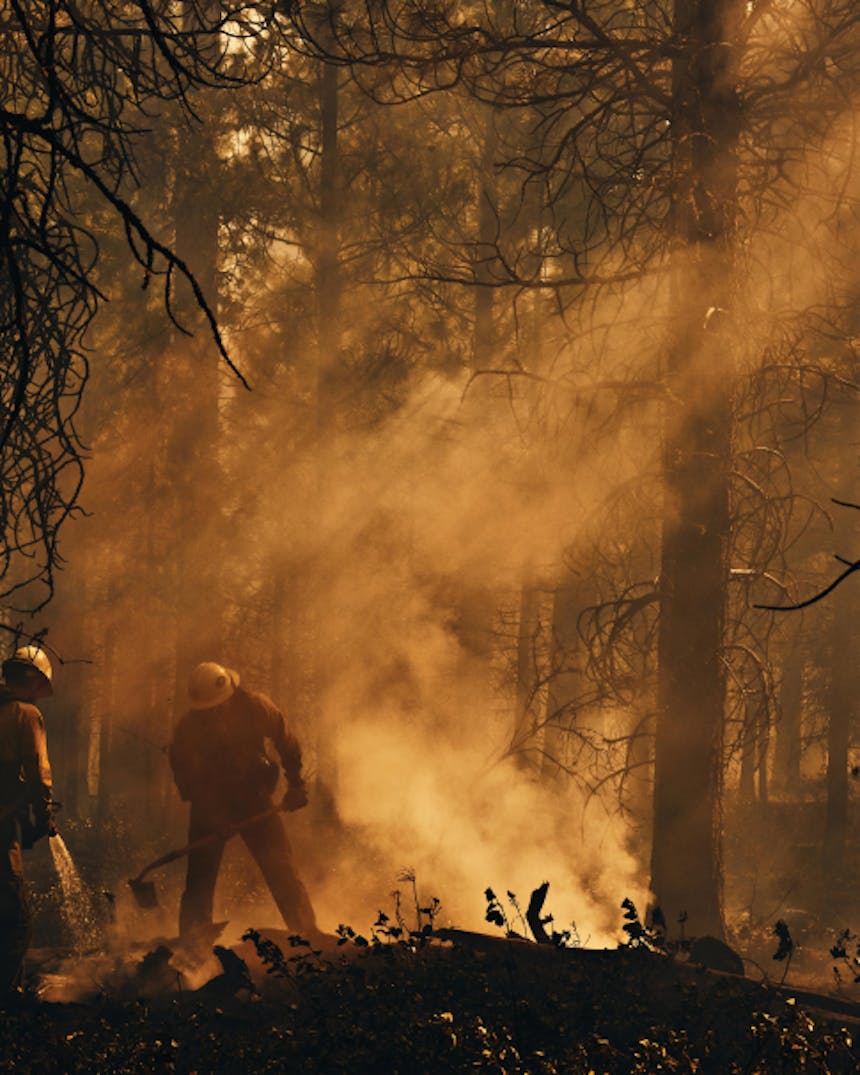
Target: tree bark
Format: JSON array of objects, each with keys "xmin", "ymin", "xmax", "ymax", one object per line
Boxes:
[
  {"xmin": 167, "ymin": 3, "xmax": 224, "ymax": 707},
  {"xmin": 738, "ymin": 698, "xmax": 756, "ymax": 803},
  {"xmin": 311, "ymin": 44, "xmax": 342, "ymax": 795},
  {"xmin": 96, "ymin": 580, "xmax": 119, "ymax": 820},
  {"xmin": 774, "ymin": 626, "xmax": 803, "ymax": 791},
  {"xmin": 651, "ymin": 0, "xmax": 744, "ymax": 940},
  {"xmin": 317, "ymin": 54, "xmax": 341, "ymax": 396},
  {"xmin": 823, "ymin": 401, "xmax": 859, "ymax": 868},
  {"xmin": 511, "ymin": 581, "xmax": 542, "ymax": 765},
  {"xmin": 473, "ymin": 106, "xmax": 498, "ymax": 369}
]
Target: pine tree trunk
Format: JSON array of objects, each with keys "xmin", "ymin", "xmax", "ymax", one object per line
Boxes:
[
  {"xmin": 756, "ymin": 702, "xmax": 770, "ymax": 805},
  {"xmin": 97, "ymin": 579, "xmax": 118, "ymax": 821},
  {"xmin": 739, "ymin": 694, "xmax": 756, "ymax": 803},
  {"xmin": 43, "ymin": 569, "xmax": 88, "ymax": 816},
  {"xmin": 651, "ymin": 0, "xmax": 744, "ymax": 939},
  {"xmin": 774, "ymin": 627, "xmax": 803, "ymax": 791},
  {"xmin": 511, "ymin": 580, "xmax": 542, "ymax": 768},
  {"xmin": 317, "ymin": 58, "xmax": 340, "ymax": 387},
  {"xmin": 473, "ymin": 107, "xmax": 497, "ymax": 368},
  {"xmin": 311, "ymin": 46, "xmax": 341, "ymax": 796},
  {"xmin": 168, "ymin": 4, "xmax": 223, "ymax": 707},
  {"xmin": 823, "ymin": 401, "xmax": 859, "ymax": 868}
]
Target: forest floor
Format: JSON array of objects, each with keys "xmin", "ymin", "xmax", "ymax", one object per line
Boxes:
[
  {"xmin": 8, "ymin": 800, "xmax": 860, "ymax": 1072},
  {"xmin": 2, "ymin": 919, "xmax": 860, "ymax": 1074}
]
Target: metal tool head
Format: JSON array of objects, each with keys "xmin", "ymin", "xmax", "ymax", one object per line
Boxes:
[{"xmin": 128, "ymin": 876, "xmax": 159, "ymax": 910}]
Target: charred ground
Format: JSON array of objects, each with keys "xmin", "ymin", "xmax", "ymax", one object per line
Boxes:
[
  {"xmin": 7, "ymin": 788, "xmax": 860, "ymax": 1072},
  {"xmin": 4, "ymin": 919, "xmax": 860, "ymax": 1074},
  {"xmin": 7, "ymin": 861, "xmax": 860, "ymax": 1075}
]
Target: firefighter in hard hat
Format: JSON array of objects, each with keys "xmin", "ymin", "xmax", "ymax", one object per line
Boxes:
[
  {"xmin": 0, "ymin": 645, "xmax": 57, "ymax": 998},
  {"xmin": 169, "ymin": 662, "xmax": 320, "ymax": 944}
]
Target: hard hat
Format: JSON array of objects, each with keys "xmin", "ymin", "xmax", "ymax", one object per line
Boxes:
[
  {"xmin": 187, "ymin": 662, "xmax": 239, "ymax": 710},
  {"xmin": 3, "ymin": 645, "xmax": 54, "ymax": 696}
]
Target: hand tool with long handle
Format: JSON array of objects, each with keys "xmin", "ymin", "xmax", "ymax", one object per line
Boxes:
[{"xmin": 127, "ymin": 803, "xmax": 284, "ymax": 909}]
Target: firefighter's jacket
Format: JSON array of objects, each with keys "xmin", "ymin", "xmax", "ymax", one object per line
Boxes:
[
  {"xmin": 169, "ymin": 687, "xmax": 304, "ymax": 817},
  {"xmin": 0, "ymin": 686, "xmax": 53, "ymax": 864}
]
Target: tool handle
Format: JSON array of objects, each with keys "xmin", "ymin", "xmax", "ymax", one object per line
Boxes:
[{"xmin": 130, "ymin": 803, "xmax": 284, "ymax": 885}]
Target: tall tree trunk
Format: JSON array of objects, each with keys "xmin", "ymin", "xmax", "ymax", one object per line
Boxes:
[
  {"xmin": 738, "ymin": 690, "xmax": 756, "ymax": 803},
  {"xmin": 824, "ymin": 586, "xmax": 852, "ymax": 870},
  {"xmin": 83, "ymin": 571, "xmax": 108, "ymax": 816},
  {"xmin": 823, "ymin": 400, "xmax": 859, "ymax": 868},
  {"xmin": 756, "ymin": 697, "xmax": 770, "ymax": 805},
  {"xmin": 269, "ymin": 564, "xmax": 293, "ymax": 718},
  {"xmin": 42, "ymin": 568, "xmax": 88, "ymax": 816},
  {"xmin": 311, "ymin": 47, "xmax": 341, "ymax": 796},
  {"xmin": 773, "ymin": 626, "xmax": 803, "ymax": 791},
  {"xmin": 511, "ymin": 580, "xmax": 542, "ymax": 769},
  {"xmin": 738, "ymin": 684, "xmax": 770, "ymax": 803},
  {"xmin": 651, "ymin": 0, "xmax": 743, "ymax": 939},
  {"xmin": 473, "ymin": 107, "xmax": 498, "ymax": 368},
  {"xmin": 444, "ymin": 105, "xmax": 503, "ymax": 727},
  {"xmin": 168, "ymin": 7, "xmax": 223, "ymax": 718},
  {"xmin": 317, "ymin": 58, "xmax": 340, "ymax": 390},
  {"xmin": 96, "ymin": 580, "xmax": 119, "ymax": 820},
  {"xmin": 511, "ymin": 155, "xmax": 550, "ymax": 769}
]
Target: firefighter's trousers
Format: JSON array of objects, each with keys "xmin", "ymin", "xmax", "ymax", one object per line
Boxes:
[
  {"xmin": 179, "ymin": 804, "xmax": 318, "ymax": 940},
  {"xmin": 0, "ymin": 828, "xmax": 30, "ymax": 995}
]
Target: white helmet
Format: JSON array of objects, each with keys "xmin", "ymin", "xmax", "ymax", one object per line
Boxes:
[
  {"xmin": 187, "ymin": 661, "xmax": 239, "ymax": 710},
  {"xmin": 3, "ymin": 645, "xmax": 54, "ymax": 696}
]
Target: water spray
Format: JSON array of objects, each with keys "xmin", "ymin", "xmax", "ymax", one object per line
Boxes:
[{"xmin": 49, "ymin": 834, "xmax": 100, "ymax": 953}]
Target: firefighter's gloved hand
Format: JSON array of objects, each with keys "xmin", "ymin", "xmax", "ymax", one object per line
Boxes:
[
  {"xmin": 20, "ymin": 806, "xmax": 55, "ymax": 848},
  {"xmin": 33, "ymin": 804, "xmax": 57, "ymax": 842},
  {"xmin": 282, "ymin": 782, "xmax": 309, "ymax": 812}
]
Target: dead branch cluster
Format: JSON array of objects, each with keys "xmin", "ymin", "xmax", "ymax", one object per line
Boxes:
[{"xmin": 0, "ymin": 0, "xmax": 272, "ymax": 609}]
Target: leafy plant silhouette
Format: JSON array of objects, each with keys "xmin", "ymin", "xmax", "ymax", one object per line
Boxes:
[
  {"xmin": 771, "ymin": 919, "xmax": 794, "ymax": 984},
  {"xmin": 830, "ymin": 927, "xmax": 860, "ymax": 986},
  {"xmin": 484, "ymin": 883, "xmax": 582, "ymax": 947},
  {"xmin": 241, "ymin": 928, "xmax": 326, "ymax": 978},
  {"xmin": 337, "ymin": 869, "xmax": 441, "ymax": 950},
  {"xmin": 620, "ymin": 898, "xmax": 666, "ymax": 952}
]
